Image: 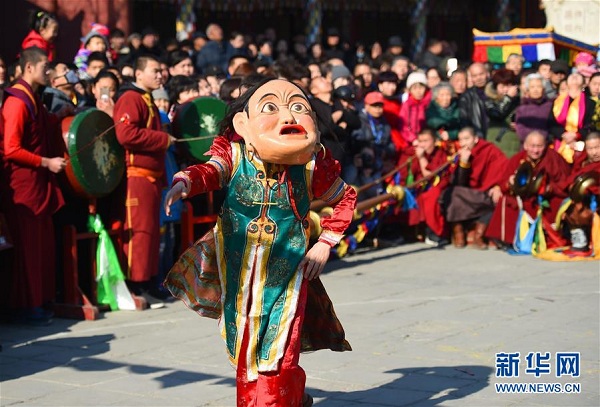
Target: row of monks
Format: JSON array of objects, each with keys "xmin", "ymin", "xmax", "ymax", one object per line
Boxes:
[{"xmin": 357, "ymin": 126, "xmax": 600, "ymax": 257}]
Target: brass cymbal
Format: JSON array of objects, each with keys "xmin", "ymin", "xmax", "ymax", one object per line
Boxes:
[{"xmin": 570, "ymin": 171, "xmax": 600, "ymax": 202}]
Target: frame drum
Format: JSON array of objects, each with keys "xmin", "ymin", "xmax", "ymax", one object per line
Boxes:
[
  {"xmin": 172, "ymin": 97, "xmax": 227, "ymax": 162},
  {"xmin": 61, "ymin": 108, "xmax": 125, "ymax": 198}
]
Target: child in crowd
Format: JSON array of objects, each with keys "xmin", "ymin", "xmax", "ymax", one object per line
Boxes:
[
  {"xmin": 574, "ymin": 52, "xmax": 598, "ymax": 85},
  {"xmin": 21, "ymin": 11, "xmax": 58, "ymax": 61},
  {"xmin": 74, "ymin": 23, "xmax": 110, "ymax": 78}
]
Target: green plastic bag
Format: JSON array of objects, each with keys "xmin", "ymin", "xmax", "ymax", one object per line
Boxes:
[{"xmin": 88, "ymin": 214, "xmax": 135, "ymax": 311}]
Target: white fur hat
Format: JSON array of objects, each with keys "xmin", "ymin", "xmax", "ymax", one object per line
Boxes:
[{"xmin": 406, "ymin": 71, "xmax": 427, "ymax": 89}]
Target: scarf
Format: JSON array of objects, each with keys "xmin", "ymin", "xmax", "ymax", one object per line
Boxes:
[
  {"xmin": 553, "ymin": 93, "xmax": 587, "ymax": 164},
  {"xmin": 553, "ymin": 93, "xmax": 586, "ymax": 133}
]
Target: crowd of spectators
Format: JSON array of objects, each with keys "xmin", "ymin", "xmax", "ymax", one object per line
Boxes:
[{"xmin": 1, "ymin": 11, "xmax": 599, "ymax": 323}]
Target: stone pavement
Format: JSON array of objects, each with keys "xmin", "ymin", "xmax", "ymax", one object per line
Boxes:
[{"xmin": 1, "ymin": 243, "xmax": 599, "ymax": 406}]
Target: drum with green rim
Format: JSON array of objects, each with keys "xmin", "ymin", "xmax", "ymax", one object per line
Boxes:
[
  {"xmin": 62, "ymin": 108, "xmax": 125, "ymax": 198},
  {"xmin": 172, "ymin": 97, "xmax": 228, "ymax": 162}
]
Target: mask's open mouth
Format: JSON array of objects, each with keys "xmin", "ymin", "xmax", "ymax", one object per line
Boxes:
[{"xmin": 280, "ymin": 124, "xmax": 307, "ymax": 136}]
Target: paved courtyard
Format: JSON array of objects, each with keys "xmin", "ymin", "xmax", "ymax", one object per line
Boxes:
[{"xmin": 1, "ymin": 243, "xmax": 598, "ymax": 406}]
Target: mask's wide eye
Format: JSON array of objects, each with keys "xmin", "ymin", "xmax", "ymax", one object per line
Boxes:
[
  {"xmin": 261, "ymin": 102, "xmax": 278, "ymax": 113},
  {"xmin": 290, "ymin": 102, "xmax": 309, "ymax": 114}
]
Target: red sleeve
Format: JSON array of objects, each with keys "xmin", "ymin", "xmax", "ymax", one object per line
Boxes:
[
  {"xmin": 499, "ymin": 153, "xmax": 524, "ymax": 194},
  {"xmin": 172, "ymin": 136, "xmax": 233, "ymax": 197},
  {"xmin": 473, "ymin": 143, "xmax": 508, "ymax": 192},
  {"xmin": 483, "ymin": 148, "xmax": 509, "ymax": 191},
  {"xmin": 426, "ymin": 149, "xmax": 447, "ymax": 171},
  {"xmin": 398, "ymin": 103, "xmax": 410, "ymax": 144},
  {"xmin": 21, "ymin": 33, "xmax": 45, "ymax": 51},
  {"xmin": 2, "ymin": 97, "xmax": 42, "ymax": 167},
  {"xmin": 312, "ymin": 150, "xmax": 357, "ymax": 246},
  {"xmin": 545, "ymin": 150, "xmax": 572, "ymax": 198},
  {"xmin": 114, "ymin": 92, "xmax": 169, "ymax": 152}
]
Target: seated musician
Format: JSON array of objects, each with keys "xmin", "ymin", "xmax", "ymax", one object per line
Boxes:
[
  {"xmin": 442, "ymin": 126, "xmax": 508, "ymax": 249},
  {"xmin": 406, "ymin": 128, "xmax": 451, "ymax": 245},
  {"xmin": 556, "ymin": 132, "xmax": 600, "ymax": 257},
  {"xmin": 486, "ymin": 131, "xmax": 571, "ymax": 249}
]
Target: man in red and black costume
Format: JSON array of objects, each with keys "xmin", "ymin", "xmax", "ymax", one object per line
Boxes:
[
  {"xmin": 406, "ymin": 128, "xmax": 451, "ymax": 245},
  {"xmin": 113, "ymin": 55, "xmax": 174, "ymax": 308},
  {"xmin": 442, "ymin": 126, "xmax": 508, "ymax": 249},
  {"xmin": 0, "ymin": 47, "xmax": 71, "ymax": 323},
  {"xmin": 486, "ymin": 131, "xmax": 571, "ymax": 248}
]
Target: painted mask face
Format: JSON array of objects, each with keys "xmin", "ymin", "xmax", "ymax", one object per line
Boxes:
[{"xmin": 233, "ymin": 79, "xmax": 318, "ymax": 165}]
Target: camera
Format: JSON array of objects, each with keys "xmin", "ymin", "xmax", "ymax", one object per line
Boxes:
[
  {"xmin": 100, "ymin": 87, "xmax": 110, "ymax": 102},
  {"xmin": 333, "ymin": 85, "xmax": 356, "ymax": 102}
]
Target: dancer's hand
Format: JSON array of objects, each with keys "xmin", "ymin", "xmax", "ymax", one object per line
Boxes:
[
  {"xmin": 164, "ymin": 181, "xmax": 188, "ymax": 216},
  {"xmin": 300, "ymin": 241, "xmax": 331, "ymax": 280}
]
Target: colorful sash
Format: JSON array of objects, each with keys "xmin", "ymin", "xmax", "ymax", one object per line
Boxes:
[
  {"xmin": 552, "ymin": 93, "xmax": 586, "ymax": 163},
  {"xmin": 553, "ymin": 93, "xmax": 586, "ymax": 133},
  {"xmin": 3, "ymin": 80, "xmax": 38, "ymax": 119}
]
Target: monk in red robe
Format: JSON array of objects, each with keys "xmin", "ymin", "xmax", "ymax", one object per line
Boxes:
[
  {"xmin": 559, "ymin": 132, "xmax": 600, "ymax": 254},
  {"xmin": 113, "ymin": 55, "xmax": 174, "ymax": 308},
  {"xmin": 562, "ymin": 132, "xmax": 600, "ymax": 188},
  {"xmin": 0, "ymin": 47, "xmax": 70, "ymax": 323},
  {"xmin": 486, "ymin": 131, "xmax": 571, "ymax": 247},
  {"xmin": 406, "ymin": 128, "xmax": 451, "ymax": 244},
  {"xmin": 442, "ymin": 126, "xmax": 508, "ymax": 249}
]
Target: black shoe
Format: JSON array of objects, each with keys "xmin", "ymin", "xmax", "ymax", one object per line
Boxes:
[
  {"xmin": 493, "ymin": 240, "xmax": 511, "ymax": 251},
  {"xmin": 148, "ymin": 287, "xmax": 172, "ymax": 301},
  {"xmin": 140, "ymin": 291, "xmax": 165, "ymax": 309},
  {"xmin": 20, "ymin": 307, "xmax": 53, "ymax": 326}
]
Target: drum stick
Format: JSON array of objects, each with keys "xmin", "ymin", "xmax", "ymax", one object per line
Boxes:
[
  {"xmin": 65, "ymin": 115, "xmax": 127, "ymax": 163},
  {"xmin": 355, "ymin": 154, "xmax": 417, "ymax": 194},
  {"xmin": 172, "ymin": 135, "xmax": 216, "ymax": 143},
  {"xmin": 405, "ymin": 152, "xmax": 458, "ymax": 189}
]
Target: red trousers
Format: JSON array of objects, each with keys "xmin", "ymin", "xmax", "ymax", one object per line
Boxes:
[
  {"xmin": 236, "ymin": 279, "xmax": 308, "ymax": 407},
  {"xmin": 124, "ymin": 176, "xmax": 160, "ymax": 282},
  {"xmin": 6, "ymin": 205, "xmax": 55, "ymax": 309}
]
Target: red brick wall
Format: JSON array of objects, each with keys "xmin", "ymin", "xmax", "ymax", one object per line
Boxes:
[{"xmin": 0, "ymin": 0, "xmax": 130, "ymax": 65}]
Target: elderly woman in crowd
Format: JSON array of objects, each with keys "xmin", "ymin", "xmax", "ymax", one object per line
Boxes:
[
  {"xmin": 426, "ymin": 82, "xmax": 463, "ymax": 143},
  {"xmin": 514, "ymin": 73, "xmax": 553, "ymax": 147}
]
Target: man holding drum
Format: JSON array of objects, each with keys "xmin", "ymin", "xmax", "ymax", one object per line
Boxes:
[
  {"xmin": 0, "ymin": 47, "xmax": 72, "ymax": 324},
  {"xmin": 113, "ymin": 55, "xmax": 175, "ymax": 308}
]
